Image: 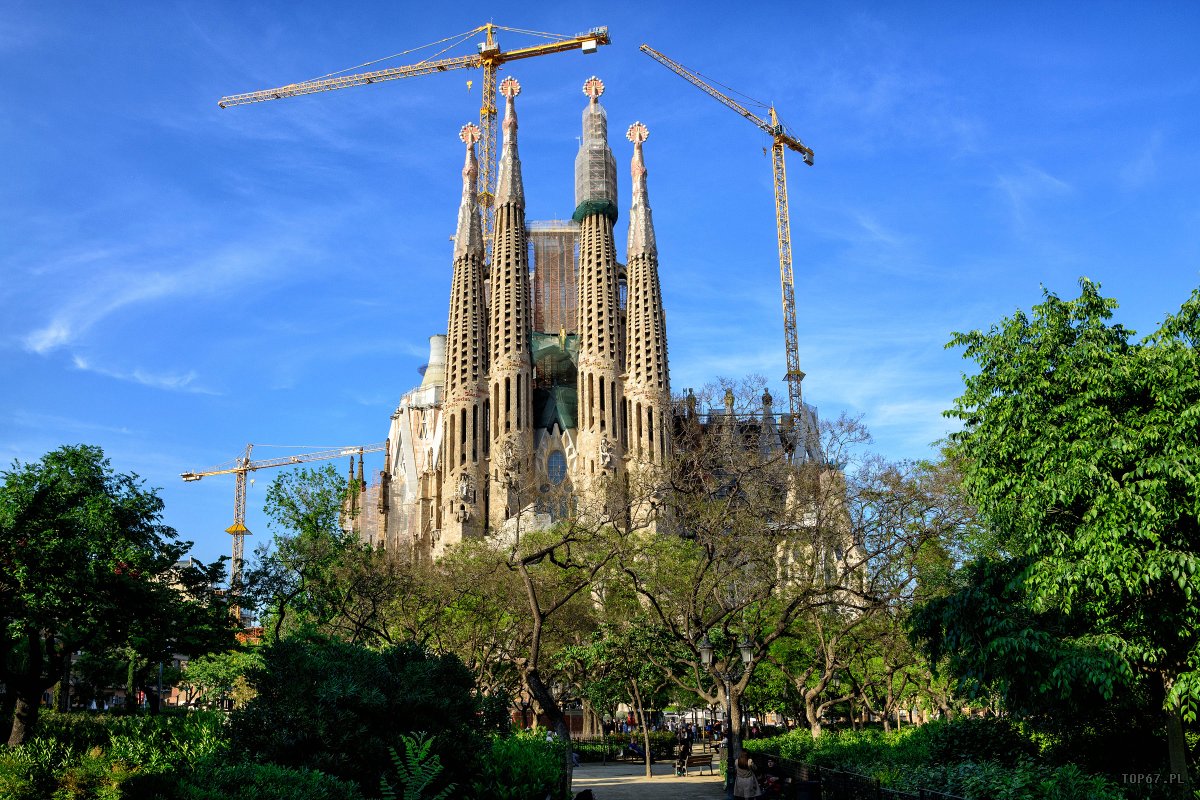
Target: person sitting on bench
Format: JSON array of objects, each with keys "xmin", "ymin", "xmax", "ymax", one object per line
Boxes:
[{"xmin": 674, "ymin": 738, "xmax": 693, "ymax": 775}]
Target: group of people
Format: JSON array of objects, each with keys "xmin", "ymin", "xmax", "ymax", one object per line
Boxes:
[{"xmin": 733, "ymin": 753, "xmax": 786, "ymax": 798}]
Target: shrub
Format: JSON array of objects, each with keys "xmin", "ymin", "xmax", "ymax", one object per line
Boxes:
[
  {"xmin": 920, "ymin": 717, "xmax": 1036, "ymax": 767},
  {"xmin": 572, "ymin": 737, "xmax": 622, "ymax": 762},
  {"xmin": 381, "ymin": 733, "xmax": 454, "ymax": 800},
  {"xmin": 472, "ymin": 733, "xmax": 567, "ymax": 800},
  {"xmin": 748, "ymin": 719, "xmax": 1128, "ymax": 800},
  {"xmin": 174, "ymin": 760, "xmax": 365, "ymax": 800},
  {"xmin": 0, "ymin": 743, "xmax": 52, "ymax": 800},
  {"xmin": 230, "ymin": 634, "xmax": 486, "ymax": 796},
  {"xmin": 0, "ymin": 711, "xmax": 230, "ymax": 800}
]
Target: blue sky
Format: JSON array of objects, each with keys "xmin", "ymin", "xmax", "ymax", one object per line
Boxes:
[{"xmin": 3, "ymin": 1, "xmax": 1198, "ymax": 568}]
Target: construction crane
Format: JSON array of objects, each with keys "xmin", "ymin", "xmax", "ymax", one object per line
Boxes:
[
  {"xmin": 640, "ymin": 44, "xmax": 814, "ymax": 442},
  {"xmin": 181, "ymin": 441, "xmax": 387, "ymax": 607},
  {"xmin": 219, "ymin": 23, "xmax": 610, "ymax": 258}
]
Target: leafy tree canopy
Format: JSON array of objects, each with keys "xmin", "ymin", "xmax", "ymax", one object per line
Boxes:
[
  {"xmin": 0, "ymin": 444, "xmax": 234, "ymax": 744},
  {"xmin": 921, "ymin": 280, "xmax": 1200, "ymax": 778}
]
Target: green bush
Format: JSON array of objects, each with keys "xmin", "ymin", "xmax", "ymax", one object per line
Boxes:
[
  {"xmin": 0, "ymin": 710, "xmax": 230, "ymax": 800},
  {"xmin": 230, "ymin": 634, "xmax": 487, "ymax": 796},
  {"xmin": 748, "ymin": 718, "xmax": 1128, "ymax": 800},
  {"xmin": 174, "ymin": 760, "xmax": 365, "ymax": 800},
  {"xmin": 472, "ymin": 733, "xmax": 566, "ymax": 800},
  {"xmin": 0, "ymin": 742, "xmax": 55, "ymax": 800},
  {"xmin": 572, "ymin": 736, "xmax": 623, "ymax": 762},
  {"xmin": 921, "ymin": 717, "xmax": 1036, "ymax": 766}
]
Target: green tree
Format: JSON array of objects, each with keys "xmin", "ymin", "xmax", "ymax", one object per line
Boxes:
[
  {"xmin": 181, "ymin": 647, "xmax": 263, "ymax": 708},
  {"xmin": 247, "ymin": 464, "xmax": 395, "ymax": 642},
  {"xmin": 0, "ymin": 445, "xmax": 234, "ymax": 745},
  {"xmin": 557, "ymin": 622, "xmax": 676, "ymax": 776},
  {"xmin": 927, "ymin": 280, "xmax": 1200, "ymax": 783}
]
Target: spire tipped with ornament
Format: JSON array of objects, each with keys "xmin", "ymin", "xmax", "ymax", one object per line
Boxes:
[
  {"xmin": 453, "ymin": 122, "xmax": 483, "ymax": 259},
  {"xmin": 573, "ymin": 76, "xmax": 617, "ymax": 222},
  {"xmin": 495, "ymin": 77, "xmax": 524, "ymax": 208},
  {"xmin": 626, "ymin": 121, "xmax": 655, "ymax": 258}
]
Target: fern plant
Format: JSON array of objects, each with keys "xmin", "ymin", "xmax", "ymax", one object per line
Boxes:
[{"xmin": 380, "ymin": 733, "xmax": 455, "ymax": 800}]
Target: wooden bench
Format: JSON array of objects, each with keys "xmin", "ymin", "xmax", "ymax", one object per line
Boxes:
[
  {"xmin": 618, "ymin": 746, "xmax": 646, "ymax": 762},
  {"xmin": 680, "ymin": 752, "xmax": 715, "ymax": 776}
]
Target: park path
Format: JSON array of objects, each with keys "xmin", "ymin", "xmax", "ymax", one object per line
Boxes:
[{"xmin": 570, "ymin": 760, "xmax": 726, "ymax": 799}]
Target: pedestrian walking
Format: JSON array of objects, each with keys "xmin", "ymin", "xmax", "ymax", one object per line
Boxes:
[{"xmin": 733, "ymin": 751, "xmax": 760, "ymax": 798}]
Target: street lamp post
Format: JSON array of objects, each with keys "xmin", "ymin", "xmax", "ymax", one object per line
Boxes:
[{"xmin": 699, "ymin": 633, "xmax": 755, "ymax": 798}]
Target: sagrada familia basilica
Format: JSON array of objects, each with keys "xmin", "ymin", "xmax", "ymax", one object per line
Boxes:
[{"xmin": 350, "ymin": 76, "xmax": 673, "ymax": 558}]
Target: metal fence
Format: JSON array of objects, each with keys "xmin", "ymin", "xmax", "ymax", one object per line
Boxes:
[{"xmin": 745, "ymin": 752, "xmax": 968, "ymax": 800}]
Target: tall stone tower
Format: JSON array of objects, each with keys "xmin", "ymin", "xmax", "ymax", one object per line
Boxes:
[
  {"xmin": 572, "ymin": 76, "xmax": 624, "ymax": 494},
  {"xmin": 439, "ymin": 123, "xmax": 489, "ymax": 552},
  {"xmin": 366, "ymin": 75, "xmax": 682, "ymax": 558},
  {"xmin": 488, "ymin": 77, "xmax": 535, "ymax": 527},
  {"xmin": 622, "ymin": 122, "xmax": 671, "ymax": 476}
]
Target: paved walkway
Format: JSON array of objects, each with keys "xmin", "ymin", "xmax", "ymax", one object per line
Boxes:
[{"xmin": 570, "ymin": 759, "xmax": 727, "ymax": 799}]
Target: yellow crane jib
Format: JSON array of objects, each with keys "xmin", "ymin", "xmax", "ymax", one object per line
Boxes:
[
  {"xmin": 180, "ymin": 441, "xmax": 388, "ymax": 608},
  {"xmin": 217, "ymin": 24, "xmax": 610, "ymax": 261}
]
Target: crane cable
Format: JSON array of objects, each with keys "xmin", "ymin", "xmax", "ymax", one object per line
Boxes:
[
  {"xmin": 303, "ymin": 25, "xmax": 575, "ymax": 86},
  {"xmin": 306, "ymin": 27, "xmax": 481, "ymax": 83}
]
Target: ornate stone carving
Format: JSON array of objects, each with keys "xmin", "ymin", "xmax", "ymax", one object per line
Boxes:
[
  {"xmin": 455, "ymin": 472, "xmax": 476, "ymax": 522},
  {"xmin": 502, "ymin": 438, "xmax": 521, "ymax": 480},
  {"xmin": 599, "ymin": 435, "xmax": 616, "ymax": 471}
]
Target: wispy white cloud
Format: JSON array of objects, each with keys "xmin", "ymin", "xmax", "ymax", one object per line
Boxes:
[
  {"xmin": 1119, "ymin": 131, "xmax": 1162, "ymax": 189},
  {"xmin": 22, "ymin": 236, "xmax": 315, "ymax": 355},
  {"xmin": 800, "ymin": 15, "xmax": 985, "ymax": 157},
  {"xmin": 7, "ymin": 409, "xmax": 136, "ymax": 437},
  {"xmin": 995, "ymin": 164, "xmax": 1071, "ymax": 228},
  {"xmin": 263, "ymin": 336, "xmax": 433, "ymax": 391},
  {"xmin": 852, "ymin": 212, "xmax": 906, "ymax": 249},
  {"xmin": 72, "ymin": 355, "xmax": 219, "ymax": 395}
]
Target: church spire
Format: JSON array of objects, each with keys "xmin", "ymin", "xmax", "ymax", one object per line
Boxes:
[
  {"xmin": 624, "ymin": 121, "xmax": 670, "ymax": 473},
  {"xmin": 573, "ymin": 77, "xmax": 625, "ymax": 491},
  {"xmin": 495, "ymin": 77, "xmax": 524, "ymax": 208},
  {"xmin": 626, "ymin": 121, "xmax": 655, "ymax": 259},
  {"xmin": 488, "ymin": 76, "xmax": 535, "ymax": 530},
  {"xmin": 453, "ymin": 123, "xmax": 483, "ymax": 260},
  {"xmin": 440, "ymin": 122, "xmax": 489, "ymax": 554},
  {"xmin": 573, "ymin": 76, "xmax": 618, "ymax": 223}
]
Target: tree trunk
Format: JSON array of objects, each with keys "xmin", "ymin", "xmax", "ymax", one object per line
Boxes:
[
  {"xmin": 7, "ymin": 694, "xmax": 39, "ymax": 747},
  {"xmin": 6, "ymin": 631, "xmax": 63, "ymax": 745},
  {"xmin": 581, "ymin": 699, "xmax": 598, "ymax": 737},
  {"xmin": 630, "ymin": 676, "xmax": 653, "ymax": 777},
  {"xmin": 805, "ymin": 700, "xmax": 822, "ymax": 739},
  {"xmin": 726, "ymin": 686, "xmax": 745, "ymax": 796},
  {"xmin": 526, "ymin": 668, "xmax": 572, "ymax": 798},
  {"xmin": 125, "ymin": 657, "xmax": 137, "ymax": 712},
  {"xmin": 937, "ymin": 697, "xmax": 953, "ymax": 719},
  {"xmin": 1166, "ymin": 704, "xmax": 1191, "ymax": 787},
  {"xmin": 55, "ymin": 654, "xmax": 71, "ymax": 712}
]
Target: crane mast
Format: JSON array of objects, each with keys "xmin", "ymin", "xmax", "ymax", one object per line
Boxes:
[
  {"xmin": 182, "ymin": 441, "xmax": 387, "ymax": 615},
  {"xmin": 640, "ymin": 44, "xmax": 814, "ymax": 438},
  {"xmin": 219, "ymin": 24, "xmax": 609, "ymax": 259}
]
